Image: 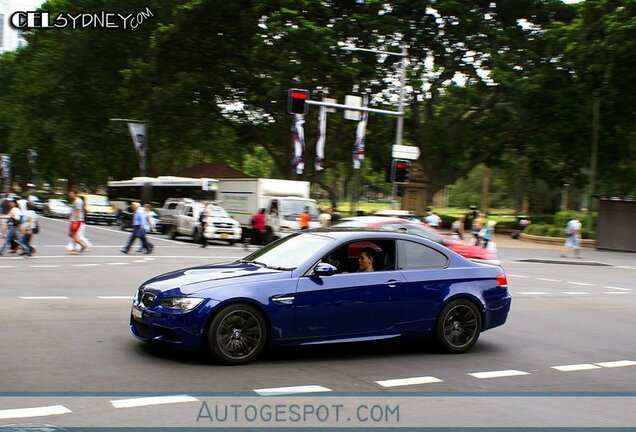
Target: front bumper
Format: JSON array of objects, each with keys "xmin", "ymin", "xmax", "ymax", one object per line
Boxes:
[
  {"xmin": 86, "ymin": 213, "xmax": 117, "ymax": 223},
  {"xmin": 205, "ymin": 227, "xmax": 242, "ymax": 241},
  {"xmin": 129, "ymin": 302, "xmax": 214, "ymax": 351}
]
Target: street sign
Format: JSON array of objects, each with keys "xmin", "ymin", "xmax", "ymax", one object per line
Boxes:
[
  {"xmin": 392, "ymin": 144, "xmax": 420, "ymax": 160},
  {"xmin": 344, "ymin": 95, "xmax": 362, "ymax": 120},
  {"xmin": 323, "ymin": 97, "xmax": 337, "ymax": 113}
]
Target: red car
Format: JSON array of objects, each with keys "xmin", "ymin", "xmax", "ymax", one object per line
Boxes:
[{"xmin": 333, "ymin": 216, "xmax": 498, "ymax": 263}]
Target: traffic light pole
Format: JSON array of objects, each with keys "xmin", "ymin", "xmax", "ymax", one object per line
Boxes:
[{"xmin": 393, "ymin": 45, "xmax": 408, "ymax": 209}]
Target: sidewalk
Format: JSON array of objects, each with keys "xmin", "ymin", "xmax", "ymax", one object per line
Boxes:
[{"xmin": 491, "ymin": 233, "xmax": 636, "ymax": 268}]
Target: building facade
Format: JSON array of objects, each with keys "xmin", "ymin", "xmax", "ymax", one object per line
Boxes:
[{"xmin": 0, "ymin": 0, "xmax": 42, "ymax": 53}]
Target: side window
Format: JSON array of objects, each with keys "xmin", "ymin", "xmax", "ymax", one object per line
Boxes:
[
  {"xmin": 187, "ymin": 207, "xmax": 193, "ymax": 217},
  {"xmin": 320, "ymin": 239, "xmax": 396, "ymax": 273},
  {"xmin": 398, "ymin": 240, "xmax": 448, "ymax": 270}
]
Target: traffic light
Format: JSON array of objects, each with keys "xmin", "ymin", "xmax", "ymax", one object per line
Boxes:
[
  {"xmin": 392, "ymin": 159, "xmax": 411, "ymax": 183},
  {"xmin": 287, "ymin": 89, "xmax": 310, "ymax": 115}
]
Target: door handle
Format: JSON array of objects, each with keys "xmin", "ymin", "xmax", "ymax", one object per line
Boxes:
[{"xmin": 384, "ymin": 280, "xmax": 402, "ymax": 288}]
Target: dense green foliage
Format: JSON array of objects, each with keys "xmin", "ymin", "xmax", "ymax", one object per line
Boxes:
[{"xmin": 1, "ymin": 0, "xmax": 634, "ymax": 210}]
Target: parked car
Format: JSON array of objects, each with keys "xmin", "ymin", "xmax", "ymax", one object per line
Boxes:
[
  {"xmin": 27, "ymin": 195, "xmax": 46, "ymax": 213},
  {"xmin": 162, "ymin": 201, "xmax": 241, "ymax": 245},
  {"xmin": 130, "ymin": 229, "xmax": 511, "ymax": 364},
  {"xmin": 43, "ymin": 198, "xmax": 72, "ymax": 218},
  {"xmin": 78, "ymin": 194, "xmax": 117, "ymax": 225},
  {"xmin": 333, "ymin": 216, "xmax": 498, "ymax": 263}
]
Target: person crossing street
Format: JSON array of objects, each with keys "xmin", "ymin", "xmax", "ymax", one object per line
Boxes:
[{"xmin": 120, "ymin": 202, "xmax": 153, "ymax": 254}]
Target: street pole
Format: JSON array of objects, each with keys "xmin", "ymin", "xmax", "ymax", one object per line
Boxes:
[
  {"xmin": 340, "ymin": 44, "xmax": 408, "ymax": 210},
  {"xmin": 392, "ymin": 44, "xmax": 408, "ymax": 209},
  {"xmin": 587, "ymin": 92, "xmax": 600, "ymax": 232}
]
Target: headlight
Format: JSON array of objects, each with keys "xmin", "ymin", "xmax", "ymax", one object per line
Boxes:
[{"xmin": 159, "ymin": 297, "xmax": 204, "ymax": 310}]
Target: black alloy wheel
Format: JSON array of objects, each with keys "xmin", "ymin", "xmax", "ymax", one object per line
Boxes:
[
  {"xmin": 208, "ymin": 304, "xmax": 267, "ymax": 365},
  {"xmin": 435, "ymin": 299, "xmax": 482, "ymax": 353}
]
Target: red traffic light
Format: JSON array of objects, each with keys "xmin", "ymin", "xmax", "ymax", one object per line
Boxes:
[
  {"xmin": 287, "ymin": 89, "xmax": 310, "ymax": 115},
  {"xmin": 392, "ymin": 159, "xmax": 411, "ymax": 183}
]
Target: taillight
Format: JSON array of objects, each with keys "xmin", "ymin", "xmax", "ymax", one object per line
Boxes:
[{"xmin": 496, "ymin": 274, "xmax": 508, "ymax": 289}]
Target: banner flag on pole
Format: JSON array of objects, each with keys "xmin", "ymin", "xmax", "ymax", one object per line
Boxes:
[
  {"xmin": 352, "ymin": 95, "xmax": 368, "ymax": 170},
  {"xmin": 127, "ymin": 122, "xmax": 147, "ymax": 158},
  {"xmin": 292, "ymin": 114, "xmax": 305, "ymax": 175},
  {"xmin": 1, "ymin": 154, "xmax": 11, "ymax": 181},
  {"xmin": 315, "ymin": 106, "xmax": 327, "ymax": 171}
]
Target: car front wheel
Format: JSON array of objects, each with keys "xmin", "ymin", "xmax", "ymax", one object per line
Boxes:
[
  {"xmin": 208, "ymin": 304, "xmax": 267, "ymax": 365},
  {"xmin": 435, "ymin": 299, "xmax": 482, "ymax": 353}
]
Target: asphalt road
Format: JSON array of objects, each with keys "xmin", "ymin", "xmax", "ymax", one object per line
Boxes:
[{"xmin": 1, "ymin": 216, "xmax": 635, "ymax": 429}]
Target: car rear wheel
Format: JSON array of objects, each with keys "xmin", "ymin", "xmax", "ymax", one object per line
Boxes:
[
  {"xmin": 435, "ymin": 299, "xmax": 481, "ymax": 353},
  {"xmin": 208, "ymin": 304, "xmax": 267, "ymax": 365}
]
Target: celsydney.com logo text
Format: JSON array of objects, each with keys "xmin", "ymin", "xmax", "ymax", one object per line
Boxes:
[{"xmin": 10, "ymin": 8, "xmax": 154, "ymax": 30}]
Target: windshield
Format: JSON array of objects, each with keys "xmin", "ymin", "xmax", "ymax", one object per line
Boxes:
[
  {"xmin": 85, "ymin": 196, "xmax": 110, "ymax": 206},
  {"xmin": 281, "ymin": 199, "xmax": 319, "ymax": 222},
  {"xmin": 209, "ymin": 206, "xmax": 231, "ymax": 218},
  {"xmin": 241, "ymin": 233, "xmax": 334, "ymax": 270}
]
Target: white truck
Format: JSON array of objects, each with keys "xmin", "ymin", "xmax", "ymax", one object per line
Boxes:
[
  {"xmin": 217, "ymin": 178, "xmax": 321, "ymax": 241},
  {"xmin": 162, "ymin": 200, "xmax": 242, "ymax": 245}
]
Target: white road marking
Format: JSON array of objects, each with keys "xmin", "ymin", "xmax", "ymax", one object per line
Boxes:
[
  {"xmin": 98, "ymin": 296, "xmax": 133, "ymax": 300},
  {"xmin": 29, "ymin": 265, "xmax": 62, "ymax": 268},
  {"xmin": 19, "ymin": 296, "xmax": 69, "ymax": 300},
  {"xmin": 603, "ymin": 286, "xmax": 631, "ymax": 291},
  {"xmin": 71, "ymin": 263, "xmax": 100, "ymax": 267},
  {"xmin": 110, "ymin": 395, "xmax": 199, "ymax": 408},
  {"xmin": 468, "ymin": 370, "xmax": 530, "ymax": 379},
  {"xmin": 603, "ymin": 292, "xmax": 630, "ymax": 295},
  {"xmin": 567, "ymin": 282, "xmax": 594, "ymax": 286},
  {"xmin": 595, "ymin": 360, "xmax": 636, "ymax": 368},
  {"xmin": 0, "ymin": 265, "xmax": 17, "ymax": 268},
  {"xmin": 254, "ymin": 385, "xmax": 332, "ymax": 396},
  {"xmin": 375, "ymin": 376, "xmax": 443, "ymax": 388},
  {"xmin": 551, "ymin": 364, "xmax": 601, "ymax": 372},
  {"xmin": 561, "ymin": 291, "xmax": 590, "ymax": 295},
  {"xmin": 537, "ymin": 278, "xmax": 561, "ymax": 282},
  {"xmin": 106, "ymin": 262, "xmax": 128, "ymax": 266},
  {"xmin": 0, "ymin": 404, "xmax": 71, "ymax": 420},
  {"xmin": 509, "ymin": 274, "xmax": 529, "ymax": 278},
  {"xmin": 516, "ymin": 292, "xmax": 550, "ymax": 295}
]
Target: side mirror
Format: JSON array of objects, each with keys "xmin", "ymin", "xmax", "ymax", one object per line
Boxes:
[{"xmin": 313, "ymin": 263, "xmax": 337, "ymax": 276}]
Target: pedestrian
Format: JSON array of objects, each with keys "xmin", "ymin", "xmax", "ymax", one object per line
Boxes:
[
  {"xmin": 137, "ymin": 203, "xmax": 156, "ymax": 252},
  {"xmin": 299, "ymin": 206, "xmax": 310, "ymax": 230},
  {"xmin": 464, "ymin": 205, "xmax": 478, "ymax": 239},
  {"xmin": 23, "ymin": 201, "xmax": 38, "ymax": 255},
  {"xmin": 561, "ymin": 215, "xmax": 582, "ymax": 258},
  {"xmin": 199, "ymin": 203, "xmax": 209, "ymax": 248},
  {"xmin": 472, "ymin": 212, "xmax": 485, "ymax": 246},
  {"xmin": 330, "ymin": 206, "xmax": 341, "ymax": 224},
  {"xmin": 0, "ymin": 199, "xmax": 31, "ymax": 257},
  {"xmin": 425, "ymin": 211, "xmax": 442, "ymax": 229},
  {"xmin": 481, "ymin": 220, "xmax": 496, "ymax": 249},
  {"xmin": 318, "ymin": 207, "xmax": 331, "ymax": 228},
  {"xmin": 251, "ymin": 208, "xmax": 266, "ymax": 246},
  {"xmin": 120, "ymin": 202, "xmax": 153, "ymax": 254},
  {"xmin": 66, "ymin": 190, "xmax": 91, "ymax": 253},
  {"xmin": 451, "ymin": 216, "xmax": 465, "ymax": 240}
]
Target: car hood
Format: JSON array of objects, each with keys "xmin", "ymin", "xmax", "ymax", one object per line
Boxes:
[{"xmin": 142, "ymin": 261, "xmax": 288, "ymax": 295}]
